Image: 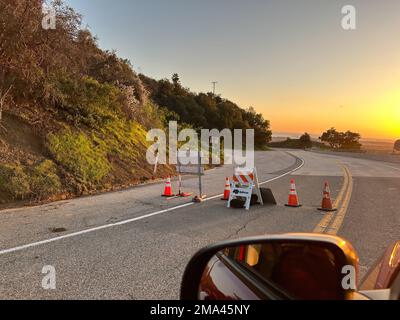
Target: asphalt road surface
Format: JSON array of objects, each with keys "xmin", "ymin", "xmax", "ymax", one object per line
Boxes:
[{"xmin": 0, "ymin": 150, "xmax": 399, "ymax": 299}]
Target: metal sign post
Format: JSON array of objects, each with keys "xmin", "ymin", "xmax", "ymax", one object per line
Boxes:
[
  {"xmin": 176, "ymin": 150, "xmax": 206, "ymax": 201},
  {"xmin": 176, "ymin": 152, "xmax": 193, "ymax": 198},
  {"xmin": 153, "ymin": 142, "xmax": 160, "ymax": 176},
  {"xmin": 177, "ymin": 166, "xmax": 205, "ymax": 175},
  {"xmin": 193, "ymin": 149, "xmax": 206, "ymax": 202},
  {"xmin": 198, "ymin": 149, "xmax": 203, "ymax": 199},
  {"xmin": 176, "ymin": 149, "xmax": 206, "ymax": 203}
]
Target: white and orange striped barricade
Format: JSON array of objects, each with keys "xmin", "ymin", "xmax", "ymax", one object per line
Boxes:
[{"xmin": 227, "ymin": 167, "xmax": 263, "ymax": 210}]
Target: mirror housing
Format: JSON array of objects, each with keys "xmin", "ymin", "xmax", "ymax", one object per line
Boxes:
[{"xmin": 181, "ymin": 233, "xmax": 359, "ymax": 300}]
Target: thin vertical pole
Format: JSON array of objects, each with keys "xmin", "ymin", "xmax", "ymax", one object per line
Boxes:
[
  {"xmin": 212, "ymin": 81, "xmax": 218, "ymax": 95},
  {"xmin": 198, "ymin": 148, "xmax": 202, "ymax": 197},
  {"xmin": 177, "ymin": 155, "xmax": 182, "ymax": 195}
]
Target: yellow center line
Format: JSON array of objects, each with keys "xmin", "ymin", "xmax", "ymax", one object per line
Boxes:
[
  {"xmin": 313, "ymin": 164, "xmax": 352, "ymax": 234},
  {"xmin": 326, "ymin": 166, "xmax": 353, "ymax": 235},
  {"xmin": 333, "ymin": 166, "xmax": 349, "ymax": 209}
]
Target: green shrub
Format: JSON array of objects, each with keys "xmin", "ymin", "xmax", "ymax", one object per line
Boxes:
[
  {"xmin": 0, "ymin": 163, "xmax": 31, "ymax": 199},
  {"xmin": 30, "ymin": 160, "xmax": 62, "ymax": 200},
  {"xmin": 83, "ymin": 117, "xmax": 148, "ymax": 173},
  {"xmin": 55, "ymin": 76, "xmax": 122, "ymax": 129},
  {"xmin": 47, "ymin": 130, "xmax": 110, "ymax": 185}
]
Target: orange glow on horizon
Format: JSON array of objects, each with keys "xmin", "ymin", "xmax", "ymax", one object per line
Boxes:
[{"xmin": 252, "ymin": 87, "xmax": 400, "ymax": 141}]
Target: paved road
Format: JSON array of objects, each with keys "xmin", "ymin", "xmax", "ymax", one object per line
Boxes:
[{"xmin": 0, "ymin": 150, "xmax": 399, "ymax": 299}]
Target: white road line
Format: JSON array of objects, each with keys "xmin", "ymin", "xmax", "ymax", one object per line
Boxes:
[
  {"xmin": 0, "ymin": 202, "xmax": 194, "ymax": 256},
  {"xmin": 0, "ymin": 156, "xmax": 305, "ymax": 256}
]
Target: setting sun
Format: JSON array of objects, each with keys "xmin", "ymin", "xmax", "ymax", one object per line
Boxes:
[{"xmin": 371, "ymin": 91, "xmax": 400, "ymax": 139}]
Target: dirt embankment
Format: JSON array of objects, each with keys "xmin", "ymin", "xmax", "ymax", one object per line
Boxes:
[{"xmin": 0, "ymin": 112, "xmax": 174, "ymax": 209}]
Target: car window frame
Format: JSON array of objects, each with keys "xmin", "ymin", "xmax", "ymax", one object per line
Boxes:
[{"xmin": 217, "ymin": 252, "xmax": 294, "ymax": 300}]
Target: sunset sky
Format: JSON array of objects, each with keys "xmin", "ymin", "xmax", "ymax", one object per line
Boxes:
[{"xmin": 67, "ymin": 0, "xmax": 400, "ymax": 140}]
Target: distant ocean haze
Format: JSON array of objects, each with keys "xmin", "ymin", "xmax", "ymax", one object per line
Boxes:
[{"xmin": 272, "ymin": 132, "xmax": 397, "ymax": 153}]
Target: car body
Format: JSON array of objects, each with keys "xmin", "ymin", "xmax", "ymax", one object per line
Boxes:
[{"xmin": 181, "ymin": 234, "xmax": 400, "ymax": 300}]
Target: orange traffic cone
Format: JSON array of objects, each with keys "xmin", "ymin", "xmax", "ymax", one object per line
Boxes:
[
  {"xmin": 285, "ymin": 179, "xmax": 302, "ymax": 207},
  {"xmin": 318, "ymin": 182, "xmax": 337, "ymax": 212},
  {"xmin": 162, "ymin": 177, "xmax": 175, "ymax": 197},
  {"xmin": 221, "ymin": 177, "xmax": 231, "ymax": 201}
]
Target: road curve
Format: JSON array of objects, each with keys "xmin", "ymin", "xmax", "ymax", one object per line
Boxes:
[{"xmin": 0, "ymin": 150, "xmax": 399, "ymax": 299}]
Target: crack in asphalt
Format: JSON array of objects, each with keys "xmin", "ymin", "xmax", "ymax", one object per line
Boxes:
[{"xmin": 225, "ymin": 214, "xmax": 262, "ymax": 240}]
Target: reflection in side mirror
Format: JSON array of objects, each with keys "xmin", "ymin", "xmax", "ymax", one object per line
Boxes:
[{"xmin": 181, "ymin": 234, "xmax": 359, "ymax": 300}]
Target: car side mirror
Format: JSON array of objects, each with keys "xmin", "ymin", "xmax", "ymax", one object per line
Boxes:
[
  {"xmin": 181, "ymin": 233, "xmax": 359, "ymax": 300},
  {"xmin": 360, "ymin": 241, "xmax": 400, "ymax": 300}
]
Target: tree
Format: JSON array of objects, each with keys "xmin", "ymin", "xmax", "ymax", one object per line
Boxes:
[
  {"xmin": 139, "ymin": 74, "xmax": 272, "ymax": 148},
  {"xmin": 0, "ymin": 0, "xmax": 84, "ymax": 122},
  {"xmin": 320, "ymin": 128, "xmax": 361, "ymax": 150},
  {"xmin": 0, "ymin": 0, "xmax": 42, "ymax": 122},
  {"xmin": 299, "ymin": 133, "xmax": 312, "ymax": 149},
  {"xmin": 0, "ymin": 86, "xmax": 12, "ymax": 123},
  {"xmin": 172, "ymin": 73, "xmax": 180, "ymax": 86},
  {"xmin": 320, "ymin": 128, "xmax": 342, "ymax": 149},
  {"xmin": 341, "ymin": 131, "xmax": 362, "ymax": 150},
  {"xmin": 244, "ymin": 107, "xmax": 272, "ymax": 147}
]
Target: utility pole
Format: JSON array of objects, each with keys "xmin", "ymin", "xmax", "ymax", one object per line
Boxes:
[{"xmin": 212, "ymin": 81, "xmax": 218, "ymax": 95}]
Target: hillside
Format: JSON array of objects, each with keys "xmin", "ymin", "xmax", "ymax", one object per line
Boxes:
[
  {"xmin": 268, "ymin": 137, "xmax": 327, "ymax": 150},
  {"xmin": 0, "ymin": 1, "xmax": 271, "ymax": 206},
  {"xmin": 139, "ymin": 74, "xmax": 272, "ymax": 148}
]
